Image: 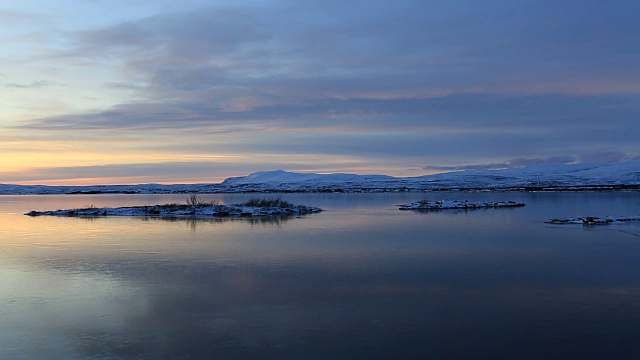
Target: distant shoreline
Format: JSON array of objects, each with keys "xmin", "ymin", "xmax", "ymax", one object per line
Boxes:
[{"xmin": 3, "ymin": 183, "xmax": 640, "ymax": 195}]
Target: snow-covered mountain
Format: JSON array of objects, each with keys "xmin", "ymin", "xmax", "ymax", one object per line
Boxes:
[
  {"xmin": 219, "ymin": 161, "xmax": 640, "ymax": 192},
  {"xmin": 1, "ymin": 161, "xmax": 639, "ymax": 195},
  {"xmin": 409, "ymin": 161, "xmax": 640, "ymax": 190},
  {"xmin": 220, "ymin": 169, "xmax": 398, "ymax": 191},
  {"xmin": 221, "ymin": 169, "xmax": 395, "ymax": 185}
]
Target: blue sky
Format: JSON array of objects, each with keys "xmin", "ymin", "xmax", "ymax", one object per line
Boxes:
[{"xmin": 1, "ymin": 0, "xmax": 639, "ymax": 184}]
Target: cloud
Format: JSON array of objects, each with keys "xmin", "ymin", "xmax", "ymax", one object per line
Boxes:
[
  {"xmin": 579, "ymin": 151, "xmax": 628, "ymax": 164},
  {"xmin": 13, "ymin": 91, "xmax": 639, "ymax": 180},
  {"xmin": 424, "ymin": 156, "xmax": 577, "ymax": 171},
  {"xmin": 2, "ymin": 159, "xmax": 373, "ymax": 185},
  {"xmin": 57, "ymin": 0, "xmax": 640, "ymax": 112},
  {"xmin": 424, "ymin": 153, "xmax": 640, "ymax": 173},
  {"xmin": 423, "ymin": 163, "xmax": 509, "ymax": 171},
  {"xmin": 3, "ymin": 80, "xmax": 58, "ymax": 89},
  {"xmin": 0, "ymin": 162, "xmax": 234, "ymax": 184},
  {"xmin": 27, "ymin": 1, "xmax": 640, "ymax": 133},
  {"xmin": 18, "ymin": 93, "xmax": 640, "ymax": 133},
  {"xmin": 2, "ymin": 0, "xmax": 640, "ymax": 183},
  {"xmin": 507, "ymin": 156, "xmax": 576, "ymax": 168}
]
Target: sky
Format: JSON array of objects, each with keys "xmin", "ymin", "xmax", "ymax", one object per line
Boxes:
[{"xmin": 1, "ymin": 0, "xmax": 639, "ymax": 185}]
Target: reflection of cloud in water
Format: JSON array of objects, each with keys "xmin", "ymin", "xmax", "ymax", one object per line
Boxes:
[
  {"xmin": 0, "ymin": 262, "xmax": 148, "ymax": 359},
  {"xmin": 63, "ymin": 261, "xmax": 438, "ymax": 358},
  {"xmin": 24, "ymin": 254, "xmax": 640, "ymax": 359}
]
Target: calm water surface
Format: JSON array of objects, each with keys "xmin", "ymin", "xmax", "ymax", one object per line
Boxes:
[{"xmin": 1, "ymin": 192, "xmax": 640, "ymax": 359}]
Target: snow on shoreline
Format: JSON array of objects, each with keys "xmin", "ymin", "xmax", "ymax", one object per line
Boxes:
[
  {"xmin": 398, "ymin": 200, "xmax": 526, "ymax": 210},
  {"xmin": 3, "ymin": 160, "xmax": 640, "ymax": 195}
]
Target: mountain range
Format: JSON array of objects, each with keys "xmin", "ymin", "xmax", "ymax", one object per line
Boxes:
[{"xmin": 2, "ymin": 161, "xmax": 639, "ymax": 194}]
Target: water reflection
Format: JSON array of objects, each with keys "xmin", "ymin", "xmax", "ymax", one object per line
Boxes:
[
  {"xmin": 3, "ymin": 192, "xmax": 640, "ymax": 358},
  {"xmin": 136, "ymin": 214, "xmax": 304, "ymax": 231},
  {"xmin": 54, "ymin": 213, "xmax": 309, "ymax": 231},
  {"xmin": 10, "ymin": 246, "xmax": 640, "ymax": 359}
]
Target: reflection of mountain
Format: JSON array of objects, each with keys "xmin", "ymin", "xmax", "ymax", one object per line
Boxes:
[{"xmin": 2, "ymin": 160, "xmax": 640, "ymax": 194}]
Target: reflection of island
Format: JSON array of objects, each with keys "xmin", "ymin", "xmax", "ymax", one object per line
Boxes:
[
  {"xmin": 399, "ymin": 199, "xmax": 525, "ymax": 210},
  {"xmin": 141, "ymin": 215, "xmax": 300, "ymax": 231},
  {"xmin": 25, "ymin": 196, "xmax": 323, "ymax": 219}
]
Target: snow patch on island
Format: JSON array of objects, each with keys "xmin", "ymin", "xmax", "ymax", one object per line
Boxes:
[
  {"xmin": 398, "ymin": 199, "xmax": 526, "ymax": 210},
  {"xmin": 25, "ymin": 203, "xmax": 323, "ymax": 218}
]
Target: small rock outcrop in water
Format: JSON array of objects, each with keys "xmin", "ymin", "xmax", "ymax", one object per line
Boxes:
[
  {"xmin": 545, "ymin": 216, "xmax": 640, "ymax": 225},
  {"xmin": 398, "ymin": 199, "xmax": 525, "ymax": 210},
  {"xmin": 25, "ymin": 197, "xmax": 323, "ymax": 218}
]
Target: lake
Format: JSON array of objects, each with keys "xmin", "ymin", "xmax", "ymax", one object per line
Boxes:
[{"xmin": 2, "ymin": 192, "xmax": 640, "ymax": 359}]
